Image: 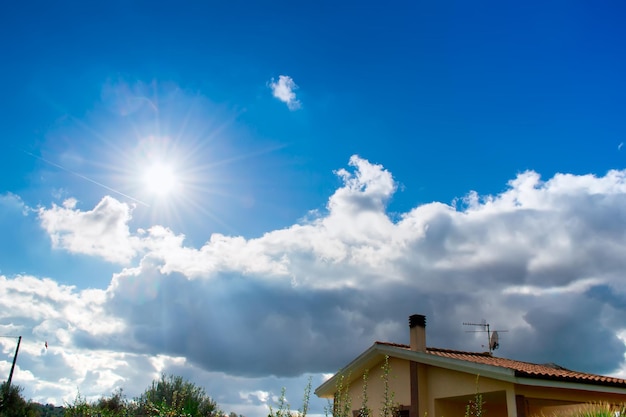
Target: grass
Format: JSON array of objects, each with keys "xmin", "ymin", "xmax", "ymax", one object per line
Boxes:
[{"xmin": 553, "ymin": 403, "xmax": 626, "ymax": 417}]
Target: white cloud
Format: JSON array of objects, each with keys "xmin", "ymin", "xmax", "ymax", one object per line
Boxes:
[
  {"xmin": 7, "ymin": 156, "xmax": 626, "ymax": 414},
  {"xmin": 0, "ymin": 273, "xmax": 129, "ymax": 404},
  {"xmin": 38, "ymin": 196, "xmax": 140, "ymax": 264},
  {"xmin": 0, "ymin": 192, "xmax": 31, "ymax": 216},
  {"xmin": 239, "ymin": 390, "xmax": 270, "ymax": 404},
  {"xmin": 269, "ymin": 75, "xmax": 301, "ymax": 110}
]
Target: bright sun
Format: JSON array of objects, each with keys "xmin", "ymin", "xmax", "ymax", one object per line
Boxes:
[{"xmin": 143, "ymin": 162, "xmax": 178, "ymax": 197}]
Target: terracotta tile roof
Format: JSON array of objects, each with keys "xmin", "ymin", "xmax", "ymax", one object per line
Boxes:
[{"xmin": 375, "ymin": 342, "xmax": 626, "ymax": 388}]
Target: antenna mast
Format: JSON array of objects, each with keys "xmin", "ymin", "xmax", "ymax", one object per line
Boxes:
[
  {"xmin": 463, "ymin": 320, "xmax": 507, "ymax": 354},
  {"xmin": 1, "ymin": 335, "xmax": 22, "ymax": 410},
  {"xmin": 7, "ymin": 336, "xmax": 22, "ymax": 389}
]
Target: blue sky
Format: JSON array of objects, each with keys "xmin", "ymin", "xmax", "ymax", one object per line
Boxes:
[{"xmin": 2, "ymin": 1, "xmax": 626, "ymax": 415}]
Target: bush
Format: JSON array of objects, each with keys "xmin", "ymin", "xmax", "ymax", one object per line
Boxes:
[
  {"xmin": 0, "ymin": 382, "xmax": 40, "ymax": 417},
  {"xmin": 134, "ymin": 374, "xmax": 220, "ymax": 417}
]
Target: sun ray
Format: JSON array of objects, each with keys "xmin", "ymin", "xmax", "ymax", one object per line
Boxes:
[
  {"xmin": 36, "ymin": 80, "xmax": 294, "ymax": 241},
  {"xmin": 22, "ymin": 149, "xmax": 150, "ymax": 207}
]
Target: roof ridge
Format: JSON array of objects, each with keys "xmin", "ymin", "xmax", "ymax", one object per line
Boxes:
[
  {"xmin": 426, "ymin": 347, "xmax": 493, "ymax": 357},
  {"xmin": 374, "ymin": 341, "xmax": 492, "ymax": 357},
  {"xmin": 374, "ymin": 341, "xmax": 410, "ymax": 348}
]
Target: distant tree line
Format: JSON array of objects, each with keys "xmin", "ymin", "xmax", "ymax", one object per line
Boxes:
[{"xmin": 1, "ymin": 374, "xmax": 222, "ymax": 417}]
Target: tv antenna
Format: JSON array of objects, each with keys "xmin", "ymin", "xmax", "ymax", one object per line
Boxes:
[{"xmin": 463, "ymin": 320, "xmax": 507, "ymax": 354}]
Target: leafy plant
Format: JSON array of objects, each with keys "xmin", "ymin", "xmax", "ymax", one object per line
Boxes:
[
  {"xmin": 268, "ymin": 387, "xmax": 292, "ymax": 417},
  {"xmin": 135, "ymin": 373, "xmax": 220, "ymax": 417},
  {"xmin": 64, "ymin": 389, "xmax": 129, "ymax": 417},
  {"xmin": 269, "ymin": 377, "xmax": 313, "ymax": 417},
  {"xmin": 63, "ymin": 391, "xmax": 95, "ymax": 417},
  {"xmin": 380, "ymin": 356, "xmax": 397, "ymax": 417},
  {"xmin": 96, "ymin": 388, "xmax": 128, "ymax": 417},
  {"xmin": 464, "ymin": 376, "xmax": 484, "ymax": 417},
  {"xmin": 334, "ymin": 372, "xmax": 352, "ymax": 417},
  {"xmin": 299, "ymin": 377, "xmax": 312, "ymax": 417},
  {"xmin": 358, "ymin": 369, "xmax": 370, "ymax": 417},
  {"xmin": 0, "ymin": 382, "xmax": 40, "ymax": 417}
]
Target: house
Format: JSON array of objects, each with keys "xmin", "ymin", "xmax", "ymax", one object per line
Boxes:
[{"xmin": 315, "ymin": 314, "xmax": 626, "ymax": 417}]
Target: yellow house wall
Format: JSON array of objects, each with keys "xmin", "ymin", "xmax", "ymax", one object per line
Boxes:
[
  {"xmin": 342, "ymin": 357, "xmax": 513, "ymax": 417},
  {"xmin": 435, "ymin": 398, "xmax": 509, "ymax": 417},
  {"xmin": 333, "ymin": 356, "xmax": 626, "ymax": 417},
  {"xmin": 529, "ymin": 404, "xmax": 583, "ymax": 417},
  {"xmin": 427, "ymin": 366, "xmax": 513, "ymax": 417},
  {"xmin": 427, "ymin": 366, "xmax": 512, "ymax": 399},
  {"xmin": 345, "ymin": 357, "xmax": 411, "ymax": 413},
  {"xmin": 516, "ymin": 385, "xmax": 626, "ymax": 417},
  {"xmin": 482, "ymin": 401, "xmax": 508, "ymax": 417}
]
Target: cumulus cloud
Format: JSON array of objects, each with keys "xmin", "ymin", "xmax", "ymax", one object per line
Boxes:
[
  {"xmin": 38, "ymin": 196, "xmax": 140, "ymax": 264},
  {"xmin": 269, "ymin": 75, "xmax": 301, "ymax": 110},
  {"xmin": 0, "ymin": 274, "xmax": 128, "ymax": 404},
  {"xmin": 5, "ymin": 156, "xmax": 626, "ymax": 414}
]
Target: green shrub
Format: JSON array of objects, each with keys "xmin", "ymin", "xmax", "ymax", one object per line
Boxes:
[{"xmin": 560, "ymin": 403, "xmax": 626, "ymax": 417}]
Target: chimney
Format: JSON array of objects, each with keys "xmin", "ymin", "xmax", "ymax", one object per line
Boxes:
[{"xmin": 409, "ymin": 314, "xmax": 426, "ymax": 352}]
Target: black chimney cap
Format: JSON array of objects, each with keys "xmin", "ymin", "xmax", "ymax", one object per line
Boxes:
[{"xmin": 409, "ymin": 314, "xmax": 426, "ymax": 328}]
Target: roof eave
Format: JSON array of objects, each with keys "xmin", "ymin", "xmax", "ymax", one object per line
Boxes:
[
  {"xmin": 315, "ymin": 343, "xmax": 382, "ymax": 398},
  {"xmin": 315, "ymin": 344, "xmax": 516, "ymax": 398},
  {"xmin": 513, "ymin": 375, "xmax": 626, "ymax": 394}
]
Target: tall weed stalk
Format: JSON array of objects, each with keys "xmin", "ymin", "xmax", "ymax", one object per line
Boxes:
[
  {"xmin": 380, "ymin": 356, "xmax": 398, "ymax": 417},
  {"xmin": 358, "ymin": 369, "xmax": 370, "ymax": 417},
  {"xmin": 464, "ymin": 376, "xmax": 484, "ymax": 417},
  {"xmin": 269, "ymin": 377, "xmax": 313, "ymax": 417},
  {"xmin": 333, "ymin": 372, "xmax": 352, "ymax": 417}
]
